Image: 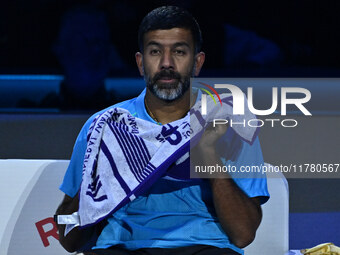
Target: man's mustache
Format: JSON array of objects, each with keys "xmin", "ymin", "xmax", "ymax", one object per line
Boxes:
[{"xmin": 153, "ymin": 70, "xmax": 181, "ymax": 81}]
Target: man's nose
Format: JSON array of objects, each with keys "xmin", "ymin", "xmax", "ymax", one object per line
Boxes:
[{"xmin": 160, "ymin": 50, "xmax": 174, "ymax": 70}]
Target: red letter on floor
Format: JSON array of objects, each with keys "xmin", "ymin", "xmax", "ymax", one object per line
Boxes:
[{"xmin": 35, "ymin": 217, "xmax": 59, "ymax": 247}]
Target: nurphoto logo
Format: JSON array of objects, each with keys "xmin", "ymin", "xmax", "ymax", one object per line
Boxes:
[{"xmin": 198, "ymin": 83, "xmax": 312, "ymax": 128}]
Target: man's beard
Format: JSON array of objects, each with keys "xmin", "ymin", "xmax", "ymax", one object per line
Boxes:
[{"xmin": 144, "ymin": 68, "xmax": 193, "ymax": 102}]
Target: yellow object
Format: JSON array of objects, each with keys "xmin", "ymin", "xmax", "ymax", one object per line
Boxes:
[{"xmin": 301, "ymin": 243, "xmax": 340, "ymax": 255}]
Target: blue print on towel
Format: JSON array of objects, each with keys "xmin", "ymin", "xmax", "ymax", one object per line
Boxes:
[
  {"xmin": 111, "ymin": 108, "xmax": 123, "ymax": 122},
  {"xmin": 108, "ymin": 121, "xmax": 152, "ymax": 183},
  {"xmin": 156, "ymin": 124, "xmax": 182, "ymax": 145},
  {"xmin": 86, "ymin": 157, "xmax": 108, "ymax": 202}
]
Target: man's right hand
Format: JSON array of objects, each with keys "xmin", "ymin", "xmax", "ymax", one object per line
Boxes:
[{"xmin": 55, "ymin": 194, "xmax": 96, "ymax": 252}]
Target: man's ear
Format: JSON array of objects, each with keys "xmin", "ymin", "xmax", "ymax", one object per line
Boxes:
[
  {"xmin": 193, "ymin": 52, "xmax": 205, "ymax": 76},
  {"xmin": 135, "ymin": 52, "xmax": 144, "ymax": 76}
]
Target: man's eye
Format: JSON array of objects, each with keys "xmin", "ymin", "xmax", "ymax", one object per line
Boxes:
[
  {"xmin": 150, "ymin": 49, "xmax": 160, "ymax": 55},
  {"xmin": 174, "ymin": 50, "xmax": 186, "ymax": 56}
]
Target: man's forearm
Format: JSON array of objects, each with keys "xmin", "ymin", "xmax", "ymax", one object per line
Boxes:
[
  {"xmin": 56, "ymin": 194, "xmax": 95, "ymax": 252},
  {"xmin": 199, "ymin": 147, "xmax": 262, "ymax": 248},
  {"xmin": 209, "ymin": 177, "xmax": 262, "ymax": 248}
]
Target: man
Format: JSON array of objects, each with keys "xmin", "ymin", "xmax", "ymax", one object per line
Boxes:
[
  {"xmin": 51, "ymin": 6, "xmax": 118, "ymax": 111},
  {"xmin": 56, "ymin": 6, "xmax": 269, "ymax": 255}
]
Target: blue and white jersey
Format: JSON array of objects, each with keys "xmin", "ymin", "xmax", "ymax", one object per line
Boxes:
[{"xmin": 60, "ymin": 89, "xmax": 270, "ymax": 254}]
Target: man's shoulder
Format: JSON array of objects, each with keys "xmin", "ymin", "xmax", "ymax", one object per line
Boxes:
[
  {"xmin": 102, "ymin": 96, "xmax": 139, "ymax": 114},
  {"xmin": 83, "ymin": 95, "xmax": 141, "ymax": 131}
]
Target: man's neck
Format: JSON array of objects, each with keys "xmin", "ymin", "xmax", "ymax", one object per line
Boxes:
[{"xmin": 144, "ymin": 88, "xmax": 196, "ymax": 125}]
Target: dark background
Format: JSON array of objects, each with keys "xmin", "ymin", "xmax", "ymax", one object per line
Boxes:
[{"xmin": 1, "ymin": 0, "xmax": 340, "ymax": 76}]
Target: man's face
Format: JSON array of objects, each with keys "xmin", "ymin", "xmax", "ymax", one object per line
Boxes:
[{"xmin": 136, "ymin": 28, "xmax": 204, "ymax": 102}]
